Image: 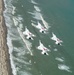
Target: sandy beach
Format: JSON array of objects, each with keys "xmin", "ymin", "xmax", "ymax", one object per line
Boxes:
[{"xmin": 0, "ymin": 0, "xmax": 12, "ymax": 75}]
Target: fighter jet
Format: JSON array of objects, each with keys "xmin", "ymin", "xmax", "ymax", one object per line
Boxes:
[
  {"xmin": 51, "ymin": 32, "xmax": 63, "ymax": 45},
  {"xmin": 23, "ymin": 27, "xmax": 36, "ymax": 40},
  {"xmin": 37, "ymin": 40, "xmax": 50, "ymax": 55},
  {"xmin": 31, "ymin": 22, "xmax": 47, "ymax": 33}
]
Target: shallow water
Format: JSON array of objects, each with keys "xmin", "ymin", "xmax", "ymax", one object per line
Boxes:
[{"xmin": 4, "ymin": 0, "xmax": 74, "ymax": 75}]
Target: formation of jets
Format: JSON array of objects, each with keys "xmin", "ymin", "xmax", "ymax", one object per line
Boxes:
[
  {"xmin": 22, "ymin": 24, "xmax": 63, "ymax": 55},
  {"xmin": 12, "ymin": 1, "xmax": 63, "ymax": 56}
]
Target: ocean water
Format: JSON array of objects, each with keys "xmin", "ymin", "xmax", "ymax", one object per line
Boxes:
[{"xmin": 3, "ymin": 0, "xmax": 74, "ymax": 75}]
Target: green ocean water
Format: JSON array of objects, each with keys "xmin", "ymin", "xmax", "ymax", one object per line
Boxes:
[{"xmin": 4, "ymin": 0, "xmax": 74, "ymax": 75}]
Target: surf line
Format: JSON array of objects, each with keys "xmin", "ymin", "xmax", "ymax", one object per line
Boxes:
[{"xmin": 40, "ymin": 14, "xmax": 50, "ymax": 29}]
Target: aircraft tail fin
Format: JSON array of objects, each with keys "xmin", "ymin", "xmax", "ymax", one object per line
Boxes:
[{"xmin": 31, "ymin": 23, "xmax": 36, "ymax": 27}]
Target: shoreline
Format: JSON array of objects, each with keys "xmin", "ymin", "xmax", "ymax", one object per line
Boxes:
[{"xmin": 0, "ymin": 0, "xmax": 13, "ymax": 75}]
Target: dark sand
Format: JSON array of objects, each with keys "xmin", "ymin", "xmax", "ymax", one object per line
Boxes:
[{"xmin": 0, "ymin": 0, "xmax": 13, "ymax": 75}]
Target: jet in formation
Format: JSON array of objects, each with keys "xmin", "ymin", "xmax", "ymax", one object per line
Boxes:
[
  {"xmin": 51, "ymin": 33, "xmax": 63, "ymax": 45},
  {"xmin": 23, "ymin": 27, "xmax": 36, "ymax": 40},
  {"xmin": 37, "ymin": 40, "xmax": 50, "ymax": 55}
]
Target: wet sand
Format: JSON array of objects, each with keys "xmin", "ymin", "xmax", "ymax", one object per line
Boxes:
[{"xmin": 0, "ymin": 0, "xmax": 13, "ymax": 75}]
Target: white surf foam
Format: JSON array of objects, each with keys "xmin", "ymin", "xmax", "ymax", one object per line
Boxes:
[
  {"xmin": 19, "ymin": 71, "xmax": 32, "ymax": 75},
  {"xmin": 55, "ymin": 57, "xmax": 64, "ymax": 62},
  {"xmin": 54, "ymin": 48, "xmax": 58, "ymax": 51},
  {"xmin": 58, "ymin": 64, "xmax": 72, "ymax": 73},
  {"xmin": 28, "ymin": 11, "xmax": 41, "ymax": 20},
  {"xmin": 31, "ymin": 20, "xmax": 36, "ymax": 24},
  {"xmin": 13, "ymin": 57, "xmax": 32, "ymax": 65},
  {"xmin": 3, "ymin": 0, "xmax": 18, "ymax": 75},
  {"xmin": 3, "ymin": 0, "xmax": 33, "ymax": 75},
  {"xmin": 30, "ymin": 0, "xmax": 38, "ymax": 4},
  {"xmin": 34, "ymin": 5, "xmax": 41, "ymax": 12},
  {"xmin": 9, "ymin": 32, "xmax": 21, "ymax": 40},
  {"xmin": 13, "ymin": 47, "xmax": 27, "ymax": 57},
  {"xmin": 12, "ymin": 6, "xmax": 16, "ymax": 15},
  {"xmin": 12, "ymin": 15, "xmax": 23, "ymax": 27},
  {"xmin": 7, "ymin": 35, "xmax": 17, "ymax": 75},
  {"xmin": 13, "ymin": 47, "xmax": 25, "ymax": 53},
  {"xmin": 40, "ymin": 14, "xmax": 50, "ymax": 29},
  {"xmin": 29, "ymin": 60, "xmax": 32, "ymax": 64}
]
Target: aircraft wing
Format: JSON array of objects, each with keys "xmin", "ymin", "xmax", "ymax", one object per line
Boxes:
[
  {"xmin": 23, "ymin": 27, "xmax": 29, "ymax": 35},
  {"xmin": 37, "ymin": 45, "xmax": 43, "ymax": 50},
  {"xmin": 51, "ymin": 33, "xmax": 57, "ymax": 41},
  {"xmin": 31, "ymin": 22, "xmax": 42, "ymax": 29},
  {"xmin": 23, "ymin": 31, "xmax": 27, "ymax": 35},
  {"xmin": 31, "ymin": 23, "xmax": 39, "ymax": 29},
  {"xmin": 30, "ymin": 32, "xmax": 36, "ymax": 37}
]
